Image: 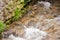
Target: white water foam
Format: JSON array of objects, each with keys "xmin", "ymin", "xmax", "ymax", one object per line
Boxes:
[
  {"xmin": 8, "ymin": 26, "xmax": 47, "ymax": 40},
  {"xmin": 24, "ymin": 27, "xmax": 47, "ymax": 40},
  {"xmin": 9, "ymin": 34, "xmax": 26, "ymax": 40},
  {"xmin": 38, "ymin": 1, "xmax": 51, "ymax": 9}
]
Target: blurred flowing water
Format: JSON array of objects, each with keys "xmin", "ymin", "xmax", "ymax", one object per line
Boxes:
[
  {"xmin": 8, "ymin": 26, "xmax": 47, "ymax": 40},
  {"xmin": 0, "ymin": 0, "xmax": 60, "ymax": 40}
]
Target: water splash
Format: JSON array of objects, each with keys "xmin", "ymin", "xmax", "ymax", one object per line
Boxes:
[
  {"xmin": 9, "ymin": 34, "xmax": 26, "ymax": 40},
  {"xmin": 38, "ymin": 1, "xmax": 51, "ymax": 9},
  {"xmin": 24, "ymin": 27, "xmax": 47, "ymax": 40},
  {"xmin": 7, "ymin": 15, "xmax": 60, "ymax": 40},
  {"xmin": 8, "ymin": 26, "xmax": 47, "ymax": 40}
]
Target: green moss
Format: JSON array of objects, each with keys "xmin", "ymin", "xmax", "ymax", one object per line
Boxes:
[
  {"xmin": 13, "ymin": 8, "xmax": 20, "ymax": 20},
  {"xmin": 0, "ymin": 21, "xmax": 9, "ymax": 38},
  {"xmin": 0, "ymin": 21, "xmax": 6, "ymax": 33}
]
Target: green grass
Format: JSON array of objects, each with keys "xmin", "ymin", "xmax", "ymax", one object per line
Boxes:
[
  {"xmin": 13, "ymin": 8, "xmax": 20, "ymax": 20},
  {"xmin": 5, "ymin": 0, "xmax": 31, "ymax": 25},
  {"xmin": 13, "ymin": 0, "xmax": 31, "ymax": 20},
  {"xmin": 0, "ymin": 21, "xmax": 6, "ymax": 33}
]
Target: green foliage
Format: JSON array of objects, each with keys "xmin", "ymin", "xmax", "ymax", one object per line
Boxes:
[
  {"xmin": 13, "ymin": 0, "xmax": 31, "ymax": 20},
  {"xmin": 0, "ymin": 21, "xmax": 7, "ymax": 38},
  {"xmin": 0, "ymin": 21, "xmax": 6, "ymax": 33},
  {"xmin": 14, "ymin": 8, "xmax": 24, "ymax": 20},
  {"xmin": 5, "ymin": 0, "xmax": 31, "ymax": 24},
  {"xmin": 13, "ymin": 8, "xmax": 20, "ymax": 20}
]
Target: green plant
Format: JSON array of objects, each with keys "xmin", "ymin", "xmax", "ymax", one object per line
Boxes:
[
  {"xmin": 13, "ymin": 8, "xmax": 25, "ymax": 20},
  {"xmin": 13, "ymin": 0, "xmax": 31, "ymax": 20},
  {"xmin": 0, "ymin": 21, "xmax": 6, "ymax": 33},
  {"xmin": 5, "ymin": 0, "xmax": 31, "ymax": 24},
  {"xmin": 13, "ymin": 8, "xmax": 20, "ymax": 20}
]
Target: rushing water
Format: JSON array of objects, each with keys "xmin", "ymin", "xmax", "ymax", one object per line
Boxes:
[
  {"xmin": 38, "ymin": 1, "xmax": 51, "ymax": 9},
  {"xmin": 8, "ymin": 25, "xmax": 47, "ymax": 40},
  {"xmin": 1, "ymin": 0, "xmax": 60, "ymax": 40},
  {"xmin": 5, "ymin": 15, "xmax": 60, "ymax": 40}
]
